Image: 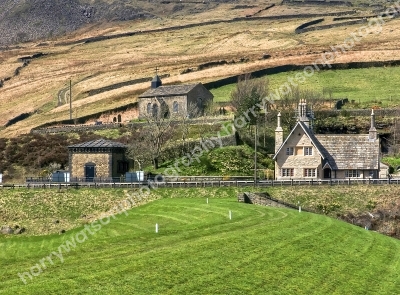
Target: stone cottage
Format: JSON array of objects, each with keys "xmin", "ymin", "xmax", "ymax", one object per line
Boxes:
[
  {"xmin": 273, "ymin": 100, "xmax": 388, "ymax": 180},
  {"xmin": 138, "ymin": 74, "xmax": 213, "ymax": 119},
  {"xmin": 68, "ymin": 139, "xmax": 132, "ymax": 181}
]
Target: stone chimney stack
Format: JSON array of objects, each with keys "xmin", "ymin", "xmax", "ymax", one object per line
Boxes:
[
  {"xmin": 297, "ymin": 99, "xmax": 310, "ymax": 128},
  {"xmin": 369, "ymin": 109, "xmax": 377, "ymax": 141},
  {"xmin": 275, "ymin": 112, "xmax": 283, "ymax": 153}
]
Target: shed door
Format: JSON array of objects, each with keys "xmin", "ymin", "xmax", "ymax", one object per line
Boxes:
[{"xmin": 85, "ymin": 163, "xmax": 96, "ymax": 181}]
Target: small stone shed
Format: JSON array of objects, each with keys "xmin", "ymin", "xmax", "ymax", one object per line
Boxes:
[{"xmin": 68, "ymin": 139, "xmax": 132, "ymax": 181}]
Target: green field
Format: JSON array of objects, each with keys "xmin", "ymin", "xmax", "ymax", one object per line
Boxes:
[
  {"xmin": 210, "ymin": 66, "xmax": 400, "ymax": 108},
  {"xmin": 1, "ymin": 188, "xmax": 400, "ymax": 294}
]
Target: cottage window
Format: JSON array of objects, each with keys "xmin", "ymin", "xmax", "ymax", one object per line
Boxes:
[
  {"xmin": 286, "ymin": 147, "xmax": 294, "ymax": 155},
  {"xmin": 173, "ymin": 101, "xmax": 179, "ymax": 113},
  {"xmin": 280, "ymin": 168, "xmax": 294, "ymax": 177},
  {"xmin": 147, "ymin": 103, "xmax": 152, "ymax": 114},
  {"xmin": 303, "ymin": 168, "xmax": 316, "ymax": 177},
  {"xmin": 304, "ymin": 147, "xmax": 313, "ymax": 156},
  {"xmin": 345, "ymin": 170, "xmax": 360, "ymax": 178}
]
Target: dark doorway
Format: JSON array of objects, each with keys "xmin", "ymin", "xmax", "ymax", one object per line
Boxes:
[
  {"xmin": 117, "ymin": 114, "xmax": 122, "ymax": 122},
  {"xmin": 85, "ymin": 162, "xmax": 96, "ymax": 181},
  {"xmin": 323, "ymin": 168, "xmax": 331, "ymax": 179}
]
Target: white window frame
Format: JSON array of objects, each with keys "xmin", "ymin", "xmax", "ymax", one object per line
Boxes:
[
  {"xmin": 286, "ymin": 147, "xmax": 294, "ymax": 155},
  {"xmin": 345, "ymin": 170, "xmax": 360, "ymax": 178},
  {"xmin": 280, "ymin": 168, "xmax": 294, "ymax": 177},
  {"xmin": 303, "ymin": 168, "xmax": 316, "ymax": 177},
  {"xmin": 304, "ymin": 147, "xmax": 313, "ymax": 156}
]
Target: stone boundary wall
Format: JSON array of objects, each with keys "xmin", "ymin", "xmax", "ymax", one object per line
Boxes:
[
  {"xmin": 284, "ymin": 0, "xmax": 352, "ymax": 6},
  {"xmin": 31, "ymin": 102, "xmax": 138, "ymax": 130},
  {"xmin": 316, "ymin": 108, "xmax": 400, "ymax": 118},
  {"xmin": 294, "ymin": 18, "xmax": 325, "ymax": 32},
  {"xmin": 249, "ymin": 4, "xmax": 275, "ymax": 17},
  {"xmin": 31, "ymin": 117, "xmax": 229, "ymax": 134},
  {"xmin": 56, "ymin": 10, "xmax": 357, "ymax": 46},
  {"xmin": 238, "ymin": 192, "xmax": 310, "ymax": 211},
  {"xmin": 85, "ymin": 74, "xmax": 170, "ymax": 97},
  {"xmin": 0, "ymin": 53, "xmax": 46, "ymax": 89},
  {"xmin": 295, "ymin": 18, "xmax": 366, "ymax": 34},
  {"xmin": 31, "ymin": 123, "xmax": 123, "ymax": 134},
  {"xmin": 204, "ymin": 59, "xmax": 400, "ymax": 89}
]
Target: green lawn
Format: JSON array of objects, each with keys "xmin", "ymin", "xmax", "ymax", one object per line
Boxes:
[
  {"xmin": 210, "ymin": 66, "xmax": 400, "ymax": 108},
  {"xmin": 1, "ymin": 187, "xmax": 400, "ymax": 294}
]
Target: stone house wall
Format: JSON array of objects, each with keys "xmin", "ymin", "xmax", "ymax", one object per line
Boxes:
[
  {"xmin": 186, "ymin": 84, "xmax": 214, "ymax": 113},
  {"xmin": 138, "ymin": 95, "xmax": 187, "ymax": 119},
  {"xmin": 275, "ymin": 124, "xmax": 322, "ymax": 180},
  {"xmin": 70, "ymin": 153, "xmax": 111, "ymax": 178}
]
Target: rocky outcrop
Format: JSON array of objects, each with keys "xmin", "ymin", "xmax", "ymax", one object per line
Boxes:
[
  {"xmin": 1, "ymin": 225, "xmax": 14, "ymax": 235},
  {"xmin": 0, "ymin": 0, "xmax": 150, "ymax": 47}
]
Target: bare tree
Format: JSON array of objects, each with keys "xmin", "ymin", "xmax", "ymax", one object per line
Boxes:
[
  {"xmin": 126, "ymin": 128, "xmax": 153, "ymax": 171},
  {"xmin": 231, "ymin": 74, "xmax": 269, "ymax": 126},
  {"xmin": 196, "ymin": 100, "xmax": 219, "ymax": 141},
  {"xmin": 276, "ymin": 86, "xmax": 325, "ymax": 130},
  {"xmin": 142, "ymin": 101, "xmax": 173, "ymax": 169},
  {"xmin": 388, "ymin": 116, "xmax": 400, "ymax": 155},
  {"xmin": 175, "ymin": 102, "xmax": 200, "ymax": 153}
]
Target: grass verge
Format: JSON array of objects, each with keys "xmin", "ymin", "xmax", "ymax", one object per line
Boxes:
[{"xmin": 1, "ymin": 188, "xmax": 400, "ymax": 294}]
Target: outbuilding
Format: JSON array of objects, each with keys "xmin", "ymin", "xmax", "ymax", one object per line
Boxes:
[{"xmin": 68, "ymin": 139, "xmax": 132, "ymax": 181}]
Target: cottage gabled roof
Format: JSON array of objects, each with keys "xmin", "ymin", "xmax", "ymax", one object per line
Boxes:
[
  {"xmin": 273, "ymin": 120, "xmax": 380, "ymax": 170},
  {"xmin": 68, "ymin": 139, "xmax": 126, "ymax": 149},
  {"xmin": 273, "ymin": 121, "xmax": 326, "ymax": 160},
  {"xmin": 315, "ymin": 134, "xmax": 379, "ymax": 170},
  {"xmin": 138, "ymin": 84, "xmax": 199, "ymax": 98}
]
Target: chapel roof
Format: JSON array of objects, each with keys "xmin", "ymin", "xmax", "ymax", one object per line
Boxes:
[{"xmin": 139, "ymin": 83, "xmax": 199, "ymax": 98}]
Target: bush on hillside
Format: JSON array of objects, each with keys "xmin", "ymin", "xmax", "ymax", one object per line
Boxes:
[
  {"xmin": 147, "ymin": 145, "xmax": 274, "ymax": 177},
  {"xmin": 206, "ymin": 145, "xmax": 272, "ymax": 175}
]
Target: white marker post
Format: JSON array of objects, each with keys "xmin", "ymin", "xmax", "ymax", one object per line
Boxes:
[
  {"xmin": 155, "ymin": 223, "xmax": 158, "ymax": 233},
  {"xmin": 229, "ymin": 210, "xmax": 232, "ymax": 220},
  {"xmin": 207, "ymin": 198, "xmax": 209, "ymax": 204},
  {"xmin": 299, "ymin": 206, "xmax": 301, "ymax": 213}
]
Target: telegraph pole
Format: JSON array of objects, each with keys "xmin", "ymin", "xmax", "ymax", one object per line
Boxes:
[
  {"xmin": 254, "ymin": 123, "xmax": 257, "ymax": 187},
  {"xmin": 69, "ymin": 79, "xmax": 72, "ymax": 120}
]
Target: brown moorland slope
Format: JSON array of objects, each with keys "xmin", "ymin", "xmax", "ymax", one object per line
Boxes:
[{"xmin": 1, "ymin": 0, "xmax": 400, "ymax": 137}]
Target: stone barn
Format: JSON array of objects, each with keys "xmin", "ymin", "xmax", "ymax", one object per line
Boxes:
[
  {"xmin": 68, "ymin": 139, "xmax": 132, "ymax": 181},
  {"xmin": 138, "ymin": 74, "xmax": 213, "ymax": 119}
]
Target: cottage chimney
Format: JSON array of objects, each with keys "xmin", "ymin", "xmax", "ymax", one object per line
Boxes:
[
  {"xmin": 297, "ymin": 99, "xmax": 310, "ymax": 128},
  {"xmin": 275, "ymin": 112, "xmax": 283, "ymax": 153},
  {"xmin": 369, "ymin": 109, "xmax": 377, "ymax": 140}
]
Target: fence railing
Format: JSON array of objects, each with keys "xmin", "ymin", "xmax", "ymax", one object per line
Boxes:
[{"xmin": 1, "ymin": 177, "xmax": 398, "ymax": 189}]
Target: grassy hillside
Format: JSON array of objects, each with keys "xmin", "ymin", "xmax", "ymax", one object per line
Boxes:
[
  {"xmin": 1, "ymin": 191, "xmax": 400, "ymax": 294},
  {"xmin": 2, "ymin": 1, "xmax": 400, "ymax": 137},
  {"xmin": 210, "ymin": 66, "xmax": 400, "ymax": 108}
]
